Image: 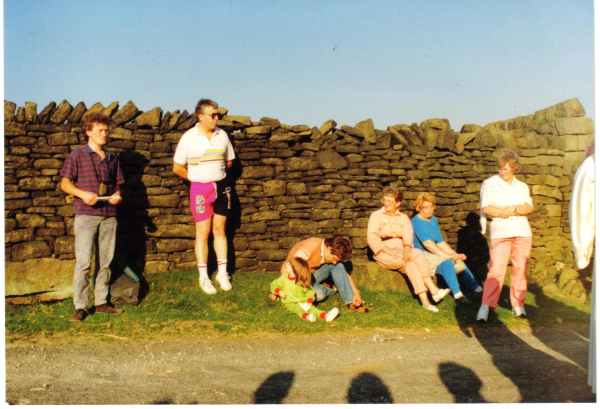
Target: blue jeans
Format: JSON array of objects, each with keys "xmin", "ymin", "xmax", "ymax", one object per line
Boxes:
[
  {"xmin": 312, "ymin": 263, "xmax": 354, "ymax": 305},
  {"xmin": 436, "ymin": 260, "xmax": 479, "ymax": 295}
]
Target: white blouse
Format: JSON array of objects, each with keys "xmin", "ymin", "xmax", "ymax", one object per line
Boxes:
[{"xmin": 480, "ymin": 174, "xmax": 533, "ymax": 239}]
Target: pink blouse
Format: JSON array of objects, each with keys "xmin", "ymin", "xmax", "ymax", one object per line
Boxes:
[{"xmin": 367, "ymin": 207, "xmax": 415, "ymax": 255}]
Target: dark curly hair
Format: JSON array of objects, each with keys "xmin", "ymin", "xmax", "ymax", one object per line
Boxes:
[
  {"xmin": 324, "ymin": 237, "xmax": 352, "ymax": 261},
  {"xmin": 82, "ymin": 112, "xmax": 111, "ymax": 140}
]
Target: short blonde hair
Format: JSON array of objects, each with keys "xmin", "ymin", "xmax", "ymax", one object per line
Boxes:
[
  {"xmin": 496, "ymin": 148, "xmax": 521, "ymax": 172},
  {"xmin": 415, "ymin": 192, "xmax": 436, "ymax": 212}
]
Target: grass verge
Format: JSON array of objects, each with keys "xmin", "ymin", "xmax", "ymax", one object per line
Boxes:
[{"xmin": 5, "ymin": 270, "xmax": 591, "ymax": 343}]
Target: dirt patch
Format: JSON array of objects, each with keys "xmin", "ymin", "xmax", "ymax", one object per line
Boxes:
[{"xmin": 5, "ymin": 325, "xmax": 595, "ymax": 404}]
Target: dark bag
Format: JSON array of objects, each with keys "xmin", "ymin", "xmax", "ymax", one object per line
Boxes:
[{"xmin": 110, "ymin": 260, "xmax": 143, "ymax": 306}]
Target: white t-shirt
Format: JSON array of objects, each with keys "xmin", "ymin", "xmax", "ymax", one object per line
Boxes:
[
  {"xmin": 480, "ymin": 174, "xmax": 533, "ymax": 239},
  {"xmin": 173, "ymin": 125, "xmax": 235, "ymax": 183}
]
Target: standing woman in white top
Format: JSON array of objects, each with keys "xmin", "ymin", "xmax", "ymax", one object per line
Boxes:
[
  {"xmin": 476, "ymin": 149, "xmax": 534, "ymax": 321},
  {"xmin": 173, "ymin": 99, "xmax": 236, "ymax": 295}
]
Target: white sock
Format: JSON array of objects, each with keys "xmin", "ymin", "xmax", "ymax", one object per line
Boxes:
[
  {"xmin": 198, "ymin": 264, "xmax": 208, "ymax": 280},
  {"xmin": 217, "ymin": 259, "xmax": 228, "ymax": 276}
]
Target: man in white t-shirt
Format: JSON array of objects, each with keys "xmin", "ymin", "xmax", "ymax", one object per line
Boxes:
[{"xmin": 173, "ymin": 99, "xmax": 236, "ymax": 294}]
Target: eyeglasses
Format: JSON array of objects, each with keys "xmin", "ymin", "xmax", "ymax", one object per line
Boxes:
[{"xmin": 200, "ymin": 112, "xmax": 219, "ymax": 119}]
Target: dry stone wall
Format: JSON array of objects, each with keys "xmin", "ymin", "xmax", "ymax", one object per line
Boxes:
[{"xmin": 4, "ymin": 98, "xmax": 594, "ymax": 302}]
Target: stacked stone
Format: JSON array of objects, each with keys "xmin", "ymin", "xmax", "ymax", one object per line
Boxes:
[{"xmin": 3, "ymin": 98, "xmax": 593, "ymax": 302}]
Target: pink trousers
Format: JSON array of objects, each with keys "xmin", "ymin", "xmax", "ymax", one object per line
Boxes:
[{"xmin": 482, "ymin": 236, "xmax": 532, "ymax": 309}]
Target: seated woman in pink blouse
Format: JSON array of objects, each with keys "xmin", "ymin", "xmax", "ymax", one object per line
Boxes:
[{"xmin": 367, "ymin": 187, "xmax": 451, "ymax": 312}]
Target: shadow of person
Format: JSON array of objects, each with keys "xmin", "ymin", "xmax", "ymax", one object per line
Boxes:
[
  {"xmin": 453, "ymin": 288, "xmax": 595, "ymax": 402},
  {"xmin": 253, "ymin": 371, "xmax": 295, "ymax": 404},
  {"xmin": 439, "ymin": 362, "xmax": 487, "ymax": 403},
  {"xmin": 113, "ymin": 150, "xmax": 157, "ymax": 301},
  {"xmin": 347, "ymin": 372, "xmax": 394, "ymax": 404},
  {"xmin": 456, "ymin": 211, "xmax": 490, "ymax": 284},
  {"xmin": 496, "ymin": 281, "xmax": 592, "ymax": 369}
]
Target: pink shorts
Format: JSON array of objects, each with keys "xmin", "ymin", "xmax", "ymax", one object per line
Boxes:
[{"xmin": 190, "ymin": 182, "xmax": 217, "ymax": 223}]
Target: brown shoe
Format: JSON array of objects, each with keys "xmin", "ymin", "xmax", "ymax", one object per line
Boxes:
[
  {"xmin": 347, "ymin": 303, "xmax": 369, "ymax": 313},
  {"xmin": 94, "ymin": 304, "xmax": 124, "ymax": 315},
  {"xmin": 69, "ymin": 309, "xmax": 88, "ymax": 322}
]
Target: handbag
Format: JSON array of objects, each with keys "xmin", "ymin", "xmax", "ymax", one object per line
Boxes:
[{"xmin": 423, "ymin": 252, "xmax": 466, "ymax": 276}]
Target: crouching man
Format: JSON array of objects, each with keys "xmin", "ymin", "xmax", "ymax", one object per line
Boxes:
[{"xmin": 271, "ymin": 237, "xmax": 369, "ymax": 313}]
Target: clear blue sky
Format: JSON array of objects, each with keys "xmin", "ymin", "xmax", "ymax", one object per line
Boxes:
[{"xmin": 3, "ymin": 0, "xmax": 595, "ymax": 130}]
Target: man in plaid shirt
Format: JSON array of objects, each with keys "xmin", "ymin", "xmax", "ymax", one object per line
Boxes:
[{"xmin": 60, "ymin": 113, "xmax": 125, "ymax": 322}]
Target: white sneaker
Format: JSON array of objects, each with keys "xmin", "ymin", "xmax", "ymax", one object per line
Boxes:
[
  {"xmin": 298, "ymin": 302, "xmax": 312, "ymax": 312},
  {"xmin": 476, "ymin": 305, "xmax": 489, "ymax": 322},
  {"xmin": 473, "ymin": 286, "xmax": 483, "ymax": 293},
  {"xmin": 306, "ymin": 313, "xmax": 316, "ymax": 323},
  {"xmin": 512, "ymin": 306, "xmax": 527, "ymax": 317},
  {"xmin": 215, "ymin": 272, "xmax": 232, "ymax": 292},
  {"xmin": 433, "ymin": 288, "xmax": 451, "ymax": 303},
  {"xmin": 423, "ymin": 305, "xmax": 439, "ymax": 313},
  {"xmin": 325, "ymin": 308, "xmax": 339, "ymax": 322},
  {"xmin": 454, "ymin": 291, "xmax": 465, "ymax": 300},
  {"xmin": 199, "ymin": 277, "xmax": 217, "ymax": 295}
]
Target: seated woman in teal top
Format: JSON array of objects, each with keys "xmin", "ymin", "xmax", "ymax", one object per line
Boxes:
[{"xmin": 411, "ymin": 193, "xmax": 483, "ymax": 300}]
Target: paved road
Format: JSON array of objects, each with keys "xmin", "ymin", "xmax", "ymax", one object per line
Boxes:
[{"xmin": 5, "ymin": 325, "xmax": 596, "ymax": 404}]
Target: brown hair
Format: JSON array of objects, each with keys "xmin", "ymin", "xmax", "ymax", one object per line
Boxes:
[
  {"xmin": 82, "ymin": 112, "xmax": 111, "ymax": 140},
  {"xmin": 195, "ymin": 98, "xmax": 219, "ymax": 116},
  {"xmin": 290, "ymin": 257, "xmax": 311, "ymax": 289},
  {"xmin": 323, "ymin": 237, "xmax": 352, "ymax": 261},
  {"xmin": 382, "ymin": 187, "xmax": 403, "ymax": 203},
  {"xmin": 415, "ymin": 192, "xmax": 436, "ymax": 212},
  {"xmin": 496, "ymin": 148, "xmax": 521, "ymax": 172}
]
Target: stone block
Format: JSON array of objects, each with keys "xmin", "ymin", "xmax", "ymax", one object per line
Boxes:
[
  {"xmin": 155, "ymin": 239, "xmax": 194, "ymax": 253},
  {"xmin": 47, "ymin": 132, "xmax": 79, "ymax": 145},
  {"xmin": 250, "ymin": 211, "xmax": 281, "ymax": 222},
  {"xmin": 5, "ymin": 100, "xmax": 17, "ymax": 121},
  {"xmin": 246, "ymin": 126, "xmax": 271, "ymax": 134},
  {"xmin": 112, "ymin": 101, "xmax": 139, "ymax": 125},
  {"xmin": 11, "ymin": 241, "xmax": 52, "ymax": 261},
  {"xmin": 349, "ymin": 258, "xmax": 410, "ymax": 292},
  {"xmin": 6, "ymin": 228, "xmax": 35, "ymax": 244},
  {"xmin": 288, "ymin": 219, "xmax": 318, "ymax": 235},
  {"xmin": 18, "ymin": 177, "xmax": 55, "ymax": 191},
  {"xmin": 285, "ymin": 157, "xmax": 318, "ymax": 172},
  {"xmin": 316, "ymin": 149, "xmax": 348, "ymax": 170},
  {"xmin": 242, "ymin": 166, "xmax": 275, "ymax": 179},
  {"xmin": 147, "ymin": 194, "xmax": 180, "ymax": 208},
  {"xmin": 145, "ymin": 261, "xmax": 171, "ymax": 274},
  {"xmin": 16, "ymin": 214, "xmax": 46, "ymax": 228},
  {"xmin": 146, "ymin": 224, "xmax": 195, "ymax": 238},
  {"xmin": 263, "ymin": 180, "xmax": 286, "ymax": 197},
  {"xmin": 4, "ymin": 122, "xmax": 26, "ymax": 136},
  {"xmin": 134, "ymin": 107, "xmax": 162, "ymax": 127},
  {"xmin": 49, "ymin": 100, "xmax": 73, "ymax": 124},
  {"xmin": 33, "ymin": 158, "xmax": 64, "ymax": 169},
  {"xmin": 555, "ymin": 117, "xmax": 594, "ymax": 136},
  {"xmin": 5, "ymin": 258, "xmax": 75, "ymax": 303},
  {"xmin": 255, "ymin": 249, "xmax": 288, "ymax": 261},
  {"xmin": 312, "ymin": 208, "xmax": 341, "ymax": 221}
]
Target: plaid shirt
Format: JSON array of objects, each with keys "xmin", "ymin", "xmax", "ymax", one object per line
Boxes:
[{"xmin": 60, "ymin": 145, "xmax": 125, "ymax": 216}]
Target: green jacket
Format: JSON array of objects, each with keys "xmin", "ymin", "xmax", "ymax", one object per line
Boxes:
[{"xmin": 270, "ymin": 275, "xmax": 316, "ymax": 305}]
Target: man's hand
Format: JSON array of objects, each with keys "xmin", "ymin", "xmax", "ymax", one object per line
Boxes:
[
  {"xmin": 269, "ymin": 293, "xmax": 280, "ymax": 302},
  {"xmin": 108, "ymin": 193, "xmax": 122, "ymax": 206},
  {"xmin": 80, "ymin": 191, "xmax": 98, "ymax": 206},
  {"xmin": 352, "ymin": 291, "xmax": 363, "ymax": 306}
]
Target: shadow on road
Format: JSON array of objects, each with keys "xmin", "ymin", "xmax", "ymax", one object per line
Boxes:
[
  {"xmin": 347, "ymin": 372, "xmax": 393, "ymax": 404},
  {"xmin": 439, "ymin": 362, "xmax": 487, "ymax": 403},
  {"xmin": 453, "ymin": 286, "xmax": 595, "ymax": 403},
  {"xmin": 253, "ymin": 371, "xmax": 295, "ymax": 404}
]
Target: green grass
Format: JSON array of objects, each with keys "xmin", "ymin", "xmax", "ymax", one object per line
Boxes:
[{"xmin": 5, "ymin": 270, "xmax": 591, "ymax": 343}]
